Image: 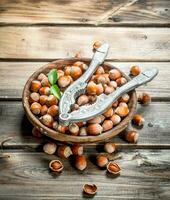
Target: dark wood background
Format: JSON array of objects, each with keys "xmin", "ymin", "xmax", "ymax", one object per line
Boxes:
[{"xmin": 0, "ymin": 0, "xmax": 170, "ymax": 199}]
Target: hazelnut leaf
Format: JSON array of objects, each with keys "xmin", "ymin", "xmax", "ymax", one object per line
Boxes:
[
  {"xmin": 48, "ymin": 69, "xmax": 58, "ymax": 85},
  {"xmin": 50, "ymin": 84, "xmax": 61, "ymax": 100}
]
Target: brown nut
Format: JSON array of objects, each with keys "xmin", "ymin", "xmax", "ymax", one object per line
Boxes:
[
  {"xmin": 88, "ymin": 95, "xmax": 97, "ymax": 103},
  {"xmin": 29, "ymin": 92, "xmax": 40, "ymax": 103},
  {"xmin": 102, "ymin": 120, "xmax": 113, "ymax": 131},
  {"xmin": 104, "ymin": 143, "xmax": 116, "ymax": 154},
  {"xmin": 37, "ymin": 73, "xmax": 47, "ymax": 81},
  {"xmin": 116, "ymin": 77, "xmax": 127, "ymax": 86},
  {"xmin": 138, "ymin": 92, "xmax": 151, "ymax": 105},
  {"xmin": 112, "ymin": 101, "xmax": 119, "ymax": 108},
  {"xmin": 32, "ymin": 127, "xmax": 42, "ymax": 138},
  {"xmin": 77, "ymin": 94, "xmax": 89, "ymax": 106},
  {"xmin": 30, "ymin": 80, "xmax": 41, "ymax": 92},
  {"xmin": 125, "ymin": 130, "xmax": 139, "ymax": 143},
  {"xmin": 46, "ymin": 95, "xmax": 58, "ymax": 107},
  {"xmin": 115, "ymin": 106, "xmax": 129, "ymax": 117},
  {"xmin": 119, "ymin": 102, "xmax": 128, "ymax": 107},
  {"xmin": 71, "ymin": 103, "xmax": 79, "ymax": 111},
  {"xmin": 132, "ymin": 114, "xmax": 145, "ymax": 126},
  {"xmin": 96, "ymin": 83, "xmax": 104, "ymax": 95},
  {"xmin": 86, "ymin": 81, "xmax": 98, "ymax": 95},
  {"xmin": 96, "ymin": 154, "xmax": 109, "ymax": 168},
  {"xmin": 87, "ymin": 123, "xmax": 103, "ymax": 135},
  {"xmin": 58, "ymin": 75, "xmax": 71, "ymax": 88},
  {"xmin": 49, "ymin": 160, "xmax": 63, "ymax": 172},
  {"xmin": 104, "ymin": 86, "xmax": 115, "ymax": 95},
  {"xmin": 70, "ymin": 66, "xmax": 82, "ymax": 80},
  {"xmin": 107, "ymin": 162, "xmax": 121, "ymax": 174},
  {"xmin": 88, "ymin": 116, "xmax": 102, "ymax": 124},
  {"xmin": 40, "ymin": 114, "xmax": 54, "ymax": 127},
  {"xmin": 130, "ymin": 65, "xmax": 141, "ymax": 76},
  {"xmin": 103, "ymin": 107, "xmax": 114, "ymax": 118},
  {"xmin": 71, "ymin": 144, "xmax": 83, "ymax": 155},
  {"xmin": 39, "ymin": 95, "xmax": 48, "ymax": 105},
  {"xmin": 110, "ymin": 114, "xmax": 121, "ymax": 125},
  {"xmin": 40, "ymin": 105, "xmax": 48, "ymax": 115},
  {"xmin": 39, "ymin": 87, "xmax": 51, "ymax": 95},
  {"xmin": 95, "ymin": 74, "xmax": 108, "ymax": 84},
  {"xmin": 79, "ymin": 127, "xmax": 87, "ymax": 136},
  {"xmin": 57, "ymin": 145, "xmax": 72, "ymax": 159},
  {"xmin": 43, "ymin": 142, "xmax": 57, "ymax": 155},
  {"xmin": 83, "ymin": 184, "xmax": 97, "ymax": 196},
  {"xmin": 57, "ymin": 69, "xmax": 64, "ymax": 78},
  {"xmin": 57, "ymin": 124, "xmax": 68, "ymax": 134},
  {"xmin": 95, "ymin": 66, "xmax": 105, "ymax": 75},
  {"xmin": 74, "ymin": 52, "xmax": 81, "ymax": 59},
  {"xmin": 41, "ymin": 77, "xmax": 50, "ymax": 87},
  {"xmin": 75, "ymin": 155, "xmax": 87, "ymax": 171},
  {"xmin": 47, "ymin": 105, "xmax": 58, "ymax": 117},
  {"xmin": 69, "ymin": 123, "xmax": 79, "ymax": 136},
  {"xmin": 30, "ymin": 102, "xmax": 41, "ymax": 115},
  {"xmin": 109, "ymin": 69, "xmax": 121, "ymax": 80},
  {"xmin": 52, "ymin": 121, "xmax": 59, "ymax": 131},
  {"xmin": 119, "ymin": 93, "xmax": 130, "ymax": 103},
  {"xmin": 109, "ymin": 81, "xmax": 117, "ymax": 88},
  {"xmin": 93, "ymin": 41, "xmax": 102, "ymax": 50}
]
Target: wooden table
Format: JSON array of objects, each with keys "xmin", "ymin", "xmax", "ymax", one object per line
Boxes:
[{"xmin": 0, "ymin": 1, "xmax": 170, "ymax": 199}]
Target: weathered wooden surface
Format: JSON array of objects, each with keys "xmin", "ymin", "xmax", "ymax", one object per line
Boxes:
[
  {"xmin": 0, "ymin": 27, "xmax": 170, "ymax": 61},
  {"xmin": 0, "ymin": 150, "xmax": 169, "ymax": 200},
  {"xmin": 0, "ymin": 62, "xmax": 169, "ymax": 100},
  {"xmin": 0, "ymin": 101, "xmax": 170, "ymax": 147},
  {"xmin": 0, "ymin": 0, "xmax": 169, "ymax": 26}
]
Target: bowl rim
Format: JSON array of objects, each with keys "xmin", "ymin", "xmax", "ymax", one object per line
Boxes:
[{"xmin": 22, "ymin": 58, "xmax": 137, "ymax": 143}]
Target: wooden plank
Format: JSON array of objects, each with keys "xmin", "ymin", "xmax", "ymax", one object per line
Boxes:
[
  {"xmin": 0, "ymin": 62, "xmax": 169, "ymax": 100},
  {"xmin": 0, "ymin": 0, "xmax": 169, "ymax": 26},
  {"xmin": 0, "ymin": 101, "xmax": 170, "ymax": 147},
  {"xmin": 0, "ymin": 27, "xmax": 170, "ymax": 61},
  {"xmin": 0, "ymin": 150, "xmax": 169, "ymax": 199}
]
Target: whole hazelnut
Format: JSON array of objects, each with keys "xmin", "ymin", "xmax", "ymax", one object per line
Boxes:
[
  {"xmin": 37, "ymin": 73, "xmax": 47, "ymax": 81},
  {"xmin": 57, "ymin": 69, "xmax": 64, "ymax": 78},
  {"xmin": 86, "ymin": 81, "xmax": 98, "ymax": 95},
  {"xmin": 40, "ymin": 114, "xmax": 54, "ymax": 127},
  {"xmin": 30, "ymin": 102, "xmax": 41, "ymax": 115},
  {"xmin": 52, "ymin": 121, "xmax": 59, "ymax": 131},
  {"xmin": 115, "ymin": 106, "xmax": 129, "ymax": 117},
  {"xmin": 130, "ymin": 65, "xmax": 141, "ymax": 76},
  {"xmin": 75, "ymin": 155, "xmax": 87, "ymax": 171},
  {"xmin": 79, "ymin": 127, "xmax": 87, "ymax": 136},
  {"xmin": 119, "ymin": 93, "xmax": 130, "ymax": 103},
  {"xmin": 69, "ymin": 123, "xmax": 79, "ymax": 136},
  {"xmin": 46, "ymin": 95, "xmax": 58, "ymax": 107},
  {"xmin": 104, "ymin": 86, "xmax": 115, "ymax": 95},
  {"xmin": 57, "ymin": 124, "xmax": 68, "ymax": 134},
  {"xmin": 116, "ymin": 77, "xmax": 127, "ymax": 86},
  {"xmin": 138, "ymin": 92, "xmax": 151, "ymax": 105},
  {"xmin": 109, "ymin": 69, "xmax": 121, "ymax": 80},
  {"xmin": 39, "ymin": 87, "xmax": 51, "ymax": 95},
  {"xmin": 96, "ymin": 83, "xmax": 104, "ymax": 95},
  {"xmin": 104, "ymin": 143, "xmax": 116, "ymax": 154},
  {"xmin": 119, "ymin": 102, "xmax": 128, "ymax": 107},
  {"xmin": 87, "ymin": 123, "xmax": 103, "ymax": 135},
  {"xmin": 110, "ymin": 114, "xmax": 121, "ymax": 125},
  {"xmin": 40, "ymin": 105, "xmax": 48, "ymax": 115},
  {"xmin": 95, "ymin": 66, "xmax": 105, "ymax": 75},
  {"xmin": 88, "ymin": 116, "xmax": 102, "ymax": 124},
  {"xmin": 58, "ymin": 75, "xmax": 71, "ymax": 88},
  {"xmin": 30, "ymin": 80, "xmax": 41, "ymax": 92},
  {"xmin": 125, "ymin": 130, "xmax": 139, "ymax": 143},
  {"xmin": 132, "ymin": 114, "xmax": 145, "ymax": 126},
  {"xmin": 77, "ymin": 95, "xmax": 89, "ymax": 106},
  {"xmin": 74, "ymin": 52, "xmax": 81, "ymax": 59},
  {"xmin": 70, "ymin": 66, "xmax": 82, "ymax": 80},
  {"xmin": 29, "ymin": 92, "xmax": 40, "ymax": 103},
  {"xmin": 57, "ymin": 145, "xmax": 72, "ymax": 159},
  {"xmin": 43, "ymin": 142, "xmax": 57, "ymax": 155},
  {"xmin": 41, "ymin": 77, "xmax": 50, "ymax": 87},
  {"xmin": 93, "ymin": 41, "xmax": 102, "ymax": 50},
  {"xmin": 103, "ymin": 107, "xmax": 114, "ymax": 118},
  {"xmin": 47, "ymin": 105, "xmax": 58, "ymax": 117},
  {"xmin": 102, "ymin": 120, "xmax": 113, "ymax": 131},
  {"xmin": 39, "ymin": 95, "xmax": 48, "ymax": 105},
  {"xmin": 112, "ymin": 101, "xmax": 119, "ymax": 108},
  {"xmin": 109, "ymin": 81, "xmax": 117, "ymax": 88},
  {"xmin": 71, "ymin": 144, "xmax": 83, "ymax": 155},
  {"xmin": 96, "ymin": 154, "xmax": 108, "ymax": 168}
]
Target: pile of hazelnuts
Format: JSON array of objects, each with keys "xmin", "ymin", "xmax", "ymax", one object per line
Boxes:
[{"xmin": 30, "ymin": 41, "xmax": 151, "ymax": 196}]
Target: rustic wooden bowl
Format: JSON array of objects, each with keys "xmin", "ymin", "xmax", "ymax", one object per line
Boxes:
[{"xmin": 22, "ymin": 58, "xmax": 137, "ymax": 144}]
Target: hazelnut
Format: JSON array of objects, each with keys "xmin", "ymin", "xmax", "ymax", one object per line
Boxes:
[
  {"xmin": 130, "ymin": 65, "xmax": 141, "ymax": 76},
  {"xmin": 125, "ymin": 130, "xmax": 139, "ymax": 143},
  {"xmin": 29, "ymin": 92, "xmax": 40, "ymax": 103},
  {"xmin": 103, "ymin": 107, "xmax": 114, "ymax": 118},
  {"xmin": 115, "ymin": 106, "xmax": 129, "ymax": 117},
  {"xmin": 52, "ymin": 121, "xmax": 59, "ymax": 131},
  {"xmin": 47, "ymin": 105, "xmax": 58, "ymax": 117},
  {"xmin": 57, "ymin": 124, "xmax": 68, "ymax": 134},
  {"xmin": 79, "ymin": 127, "xmax": 87, "ymax": 136},
  {"xmin": 83, "ymin": 184, "xmax": 97, "ymax": 196},
  {"xmin": 88, "ymin": 95, "xmax": 97, "ymax": 103},
  {"xmin": 70, "ymin": 66, "xmax": 82, "ymax": 80},
  {"xmin": 109, "ymin": 69, "xmax": 121, "ymax": 80},
  {"xmin": 73, "ymin": 61, "xmax": 87, "ymax": 71},
  {"xmin": 132, "ymin": 114, "xmax": 145, "ymax": 126},
  {"xmin": 32, "ymin": 127, "xmax": 42, "ymax": 138},
  {"xmin": 43, "ymin": 142, "xmax": 57, "ymax": 155},
  {"xmin": 107, "ymin": 162, "xmax": 121, "ymax": 174},
  {"xmin": 95, "ymin": 66, "xmax": 105, "ymax": 75},
  {"xmin": 71, "ymin": 144, "xmax": 83, "ymax": 155},
  {"xmin": 76, "ymin": 121, "xmax": 85, "ymax": 128},
  {"xmin": 100, "ymin": 115, "xmax": 105, "ymax": 123},
  {"xmin": 96, "ymin": 154, "xmax": 108, "ymax": 168},
  {"xmin": 57, "ymin": 69, "xmax": 64, "ymax": 78},
  {"xmin": 69, "ymin": 123, "xmax": 79, "ymax": 136},
  {"xmin": 109, "ymin": 81, "xmax": 117, "ymax": 88},
  {"xmin": 96, "ymin": 83, "xmax": 104, "ymax": 95},
  {"xmin": 30, "ymin": 80, "xmax": 41, "ymax": 92},
  {"xmin": 119, "ymin": 93, "xmax": 130, "ymax": 103},
  {"xmin": 138, "ymin": 92, "xmax": 151, "ymax": 105},
  {"xmin": 39, "ymin": 95, "xmax": 48, "ymax": 105},
  {"xmin": 40, "ymin": 105, "xmax": 48, "ymax": 115},
  {"xmin": 95, "ymin": 74, "xmax": 108, "ymax": 84},
  {"xmin": 86, "ymin": 81, "xmax": 98, "ymax": 95},
  {"xmin": 58, "ymin": 76, "xmax": 71, "ymax": 88},
  {"xmin": 102, "ymin": 120, "xmax": 113, "ymax": 131},
  {"xmin": 93, "ymin": 41, "xmax": 102, "ymax": 50},
  {"xmin": 49, "ymin": 160, "xmax": 63, "ymax": 172},
  {"xmin": 104, "ymin": 143, "xmax": 116, "ymax": 154},
  {"xmin": 40, "ymin": 114, "xmax": 54, "ymax": 127},
  {"xmin": 71, "ymin": 104, "xmax": 79, "ymax": 111},
  {"xmin": 74, "ymin": 52, "xmax": 81, "ymax": 59},
  {"xmin": 110, "ymin": 114, "xmax": 121, "ymax": 125},
  {"xmin": 46, "ymin": 95, "xmax": 58, "ymax": 107},
  {"xmin": 57, "ymin": 145, "xmax": 72, "ymax": 159},
  {"xmin": 77, "ymin": 95, "xmax": 89, "ymax": 106},
  {"xmin": 88, "ymin": 116, "xmax": 102, "ymax": 124},
  {"xmin": 75, "ymin": 155, "xmax": 87, "ymax": 171},
  {"xmin": 116, "ymin": 77, "xmax": 127, "ymax": 86},
  {"xmin": 37, "ymin": 73, "xmax": 47, "ymax": 81},
  {"xmin": 41, "ymin": 77, "xmax": 50, "ymax": 87},
  {"xmin": 39, "ymin": 87, "xmax": 51, "ymax": 95},
  {"xmin": 87, "ymin": 123, "xmax": 103, "ymax": 135},
  {"xmin": 30, "ymin": 102, "xmax": 41, "ymax": 115},
  {"xmin": 119, "ymin": 102, "xmax": 128, "ymax": 107},
  {"xmin": 112, "ymin": 101, "xmax": 119, "ymax": 108},
  {"xmin": 104, "ymin": 86, "xmax": 115, "ymax": 95}
]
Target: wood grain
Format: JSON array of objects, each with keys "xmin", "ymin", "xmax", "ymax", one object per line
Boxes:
[
  {"xmin": 0, "ymin": 150, "xmax": 169, "ymax": 199},
  {"xmin": 0, "ymin": 62, "xmax": 169, "ymax": 100},
  {"xmin": 0, "ymin": 0, "xmax": 169, "ymax": 26},
  {"xmin": 0, "ymin": 101, "xmax": 170, "ymax": 147},
  {"xmin": 0, "ymin": 27, "xmax": 170, "ymax": 61}
]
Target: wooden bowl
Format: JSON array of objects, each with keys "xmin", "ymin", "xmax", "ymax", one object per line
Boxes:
[{"xmin": 22, "ymin": 58, "xmax": 137, "ymax": 144}]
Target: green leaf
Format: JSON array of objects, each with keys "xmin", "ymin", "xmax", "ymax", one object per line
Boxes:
[
  {"xmin": 50, "ymin": 84, "xmax": 61, "ymax": 100},
  {"xmin": 48, "ymin": 69, "xmax": 58, "ymax": 85}
]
